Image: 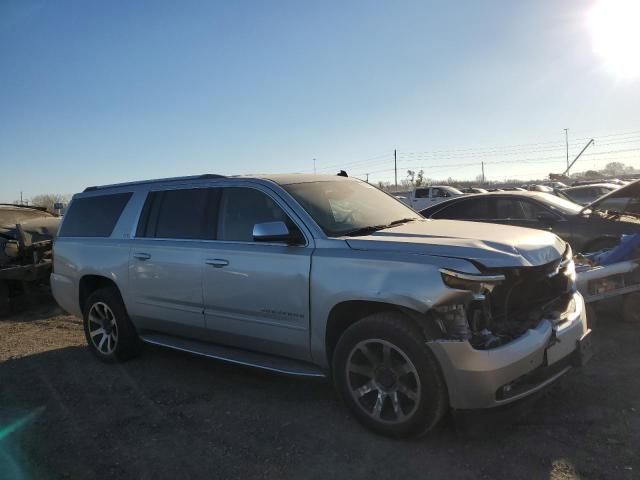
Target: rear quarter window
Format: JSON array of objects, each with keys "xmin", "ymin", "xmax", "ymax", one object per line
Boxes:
[{"xmin": 59, "ymin": 192, "xmax": 132, "ymax": 237}]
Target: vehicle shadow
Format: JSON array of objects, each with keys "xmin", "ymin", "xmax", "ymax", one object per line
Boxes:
[
  {"xmin": 0, "ymin": 293, "xmax": 64, "ymax": 323},
  {"xmin": 1, "ymin": 320, "xmax": 638, "ymax": 479}
]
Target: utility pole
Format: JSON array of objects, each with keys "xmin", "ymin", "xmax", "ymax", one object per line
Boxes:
[
  {"xmin": 365, "ymin": 173, "xmax": 369, "ymax": 183},
  {"xmin": 313, "ymin": 158, "xmax": 316, "ymax": 174},
  {"xmin": 564, "ymin": 128, "xmax": 569, "ymax": 175},
  {"xmin": 394, "ymin": 149, "xmax": 397, "ymax": 189},
  {"xmin": 20, "ymin": 191, "xmax": 23, "ymax": 205},
  {"xmin": 481, "ymin": 161, "xmax": 485, "ymax": 184}
]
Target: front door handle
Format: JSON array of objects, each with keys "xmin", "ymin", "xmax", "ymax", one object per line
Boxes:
[
  {"xmin": 133, "ymin": 252, "xmax": 151, "ymax": 261},
  {"xmin": 206, "ymin": 258, "xmax": 229, "ymax": 268}
]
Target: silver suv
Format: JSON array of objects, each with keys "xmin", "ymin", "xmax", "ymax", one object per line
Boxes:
[{"xmin": 51, "ymin": 173, "xmax": 591, "ymax": 437}]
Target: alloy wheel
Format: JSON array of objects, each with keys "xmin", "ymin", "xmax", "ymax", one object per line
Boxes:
[
  {"xmin": 346, "ymin": 339, "xmax": 421, "ymax": 424},
  {"xmin": 87, "ymin": 302, "xmax": 118, "ymax": 355}
]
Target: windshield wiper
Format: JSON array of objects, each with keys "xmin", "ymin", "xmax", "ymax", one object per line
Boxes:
[
  {"xmin": 340, "ymin": 224, "xmax": 390, "ymax": 236},
  {"xmin": 388, "ymin": 217, "xmax": 418, "ymax": 226},
  {"xmin": 340, "ymin": 218, "xmax": 418, "ymax": 237}
]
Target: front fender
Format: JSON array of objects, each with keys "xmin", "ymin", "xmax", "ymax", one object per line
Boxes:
[{"xmin": 309, "ymin": 247, "xmax": 479, "ymax": 368}]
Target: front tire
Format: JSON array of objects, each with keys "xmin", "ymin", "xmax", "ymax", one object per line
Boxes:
[
  {"xmin": 83, "ymin": 287, "xmax": 140, "ymax": 362},
  {"xmin": 332, "ymin": 312, "xmax": 448, "ymax": 437}
]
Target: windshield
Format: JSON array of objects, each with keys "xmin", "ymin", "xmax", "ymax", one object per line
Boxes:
[
  {"xmin": 283, "ymin": 180, "xmax": 421, "ymax": 236},
  {"xmin": 536, "ymin": 193, "xmax": 584, "ymax": 214}
]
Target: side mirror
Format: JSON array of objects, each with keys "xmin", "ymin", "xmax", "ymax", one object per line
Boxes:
[
  {"xmin": 536, "ymin": 212, "xmax": 557, "ymax": 225},
  {"xmin": 253, "ymin": 221, "xmax": 301, "ymax": 244}
]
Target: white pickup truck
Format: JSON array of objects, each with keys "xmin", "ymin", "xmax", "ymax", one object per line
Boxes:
[{"xmin": 394, "ymin": 185, "xmax": 464, "ymax": 211}]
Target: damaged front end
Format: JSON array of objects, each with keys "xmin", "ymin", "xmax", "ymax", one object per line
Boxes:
[
  {"xmin": 424, "ymin": 245, "xmax": 589, "ymax": 410},
  {"xmin": 429, "ymin": 246, "xmax": 577, "ymax": 350}
]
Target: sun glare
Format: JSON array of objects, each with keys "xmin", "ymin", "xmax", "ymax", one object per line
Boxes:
[{"xmin": 587, "ymin": 0, "xmax": 640, "ymax": 79}]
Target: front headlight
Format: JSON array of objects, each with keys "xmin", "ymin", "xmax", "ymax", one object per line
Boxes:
[
  {"xmin": 555, "ymin": 246, "xmax": 576, "ymax": 287},
  {"xmin": 563, "ymin": 259, "xmax": 576, "ymax": 282},
  {"xmin": 439, "ymin": 269, "xmax": 505, "ymax": 298}
]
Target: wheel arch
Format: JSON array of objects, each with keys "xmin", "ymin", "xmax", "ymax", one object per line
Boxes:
[
  {"xmin": 78, "ymin": 275, "xmax": 121, "ymax": 313},
  {"xmin": 324, "ymin": 300, "xmax": 433, "ymax": 368}
]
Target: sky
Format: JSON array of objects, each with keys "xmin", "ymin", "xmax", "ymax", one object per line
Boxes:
[{"xmin": 1, "ymin": 0, "xmax": 639, "ymax": 202}]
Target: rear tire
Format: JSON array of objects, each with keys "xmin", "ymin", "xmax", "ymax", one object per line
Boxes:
[
  {"xmin": 83, "ymin": 287, "xmax": 141, "ymax": 362},
  {"xmin": 332, "ymin": 312, "xmax": 448, "ymax": 437}
]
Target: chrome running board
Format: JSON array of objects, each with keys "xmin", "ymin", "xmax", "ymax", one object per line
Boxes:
[{"xmin": 140, "ymin": 332, "xmax": 326, "ymax": 378}]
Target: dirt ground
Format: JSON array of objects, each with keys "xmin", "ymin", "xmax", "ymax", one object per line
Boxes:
[{"xmin": 0, "ymin": 299, "xmax": 638, "ymax": 480}]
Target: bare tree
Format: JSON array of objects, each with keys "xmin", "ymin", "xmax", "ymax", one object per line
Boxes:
[
  {"xmin": 583, "ymin": 170, "xmax": 600, "ymax": 179},
  {"xmin": 406, "ymin": 170, "xmax": 415, "ymax": 185},
  {"xmin": 603, "ymin": 162, "xmax": 626, "ymax": 176},
  {"xmin": 29, "ymin": 193, "xmax": 70, "ymax": 213}
]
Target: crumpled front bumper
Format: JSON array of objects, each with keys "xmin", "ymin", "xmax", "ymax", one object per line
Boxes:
[{"xmin": 427, "ymin": 291, "xmax": 590, "ymax": 410}]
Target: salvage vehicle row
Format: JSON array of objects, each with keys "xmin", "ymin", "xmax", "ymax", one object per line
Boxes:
[{"xmin": 420, "ymin": 181, "xmax": 640, "ymax": 254}]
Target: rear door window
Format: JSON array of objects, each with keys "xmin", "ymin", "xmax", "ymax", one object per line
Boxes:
[
  {"xmin": 432, "ymin": 198, "xmax": 490, "ymax": 219},
  {"xmin": 494, "ymin": 198, "xmax": 526, "ymax": 219},
  {"xmin": 519, "ymin": 200, "xmax": 554, "ymax": 220},
  {"xmin": 137, "ymin": 188, "xmax": 217, "ymax": 239},
  {"xmin": 59, "ymin": 192, "xmax": 132, "ymax": 237}
]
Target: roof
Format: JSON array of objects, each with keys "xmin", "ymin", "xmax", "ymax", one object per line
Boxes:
[
  {"xmin": 82, "ymin": 172, "xmax": 356, "ymax": 192},
  {"xmin": 239, "ymin": 173, "xmax": 355, "ymax": 185}
]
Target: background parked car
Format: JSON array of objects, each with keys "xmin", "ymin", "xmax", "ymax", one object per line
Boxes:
[
  {"xmin": 559, "ymin": 183, "xmax": 619, "ymax": 206},
  {"xmin": 419, "ymin": 184, "xmax": 640, "ymax": 253},
  {"xmin": 393, "ymin": 185, "xmax": 463, "ymax": 211}
]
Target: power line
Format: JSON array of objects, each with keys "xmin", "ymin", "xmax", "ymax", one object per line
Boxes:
[
  {"xmin": 396, "ymin": 136, "xmax": 640, "ymax": 161},
  {"xmin": 310, "ymin": 128, "xmax": 640, "ymax": 181},
  {"xmin": 350, "ymin": 148, "xmax": 640, "ymax": 178},
  {"xmin": 316, "ymin": 152, "xmax": 391, "ymax": 172}
]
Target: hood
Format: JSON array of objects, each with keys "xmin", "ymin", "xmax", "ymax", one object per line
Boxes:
[
  {"xmin": 581, "ymin": 179, "xmax": 640, "ymax": 214},
  {"xmin": 345, "ymin": 220, "xmax": 566, "ymax": 268}
]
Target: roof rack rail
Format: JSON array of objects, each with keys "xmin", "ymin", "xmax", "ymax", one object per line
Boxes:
[
  {"xmin": 199, "ymin": 174, "xmax": 226, "ymax": 179},
  {"xmin": 83, "ymin": 174, "xmax": 227, "ymax": 192}
]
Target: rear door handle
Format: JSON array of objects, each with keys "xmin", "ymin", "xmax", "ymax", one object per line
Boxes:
[
  {"xmin": 133, "ymin": 252, "xmax": 151, "ymax": 261},
  {"xmin": 206, "ymin": 258, "xmax": 229, "ymax": 268}
]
